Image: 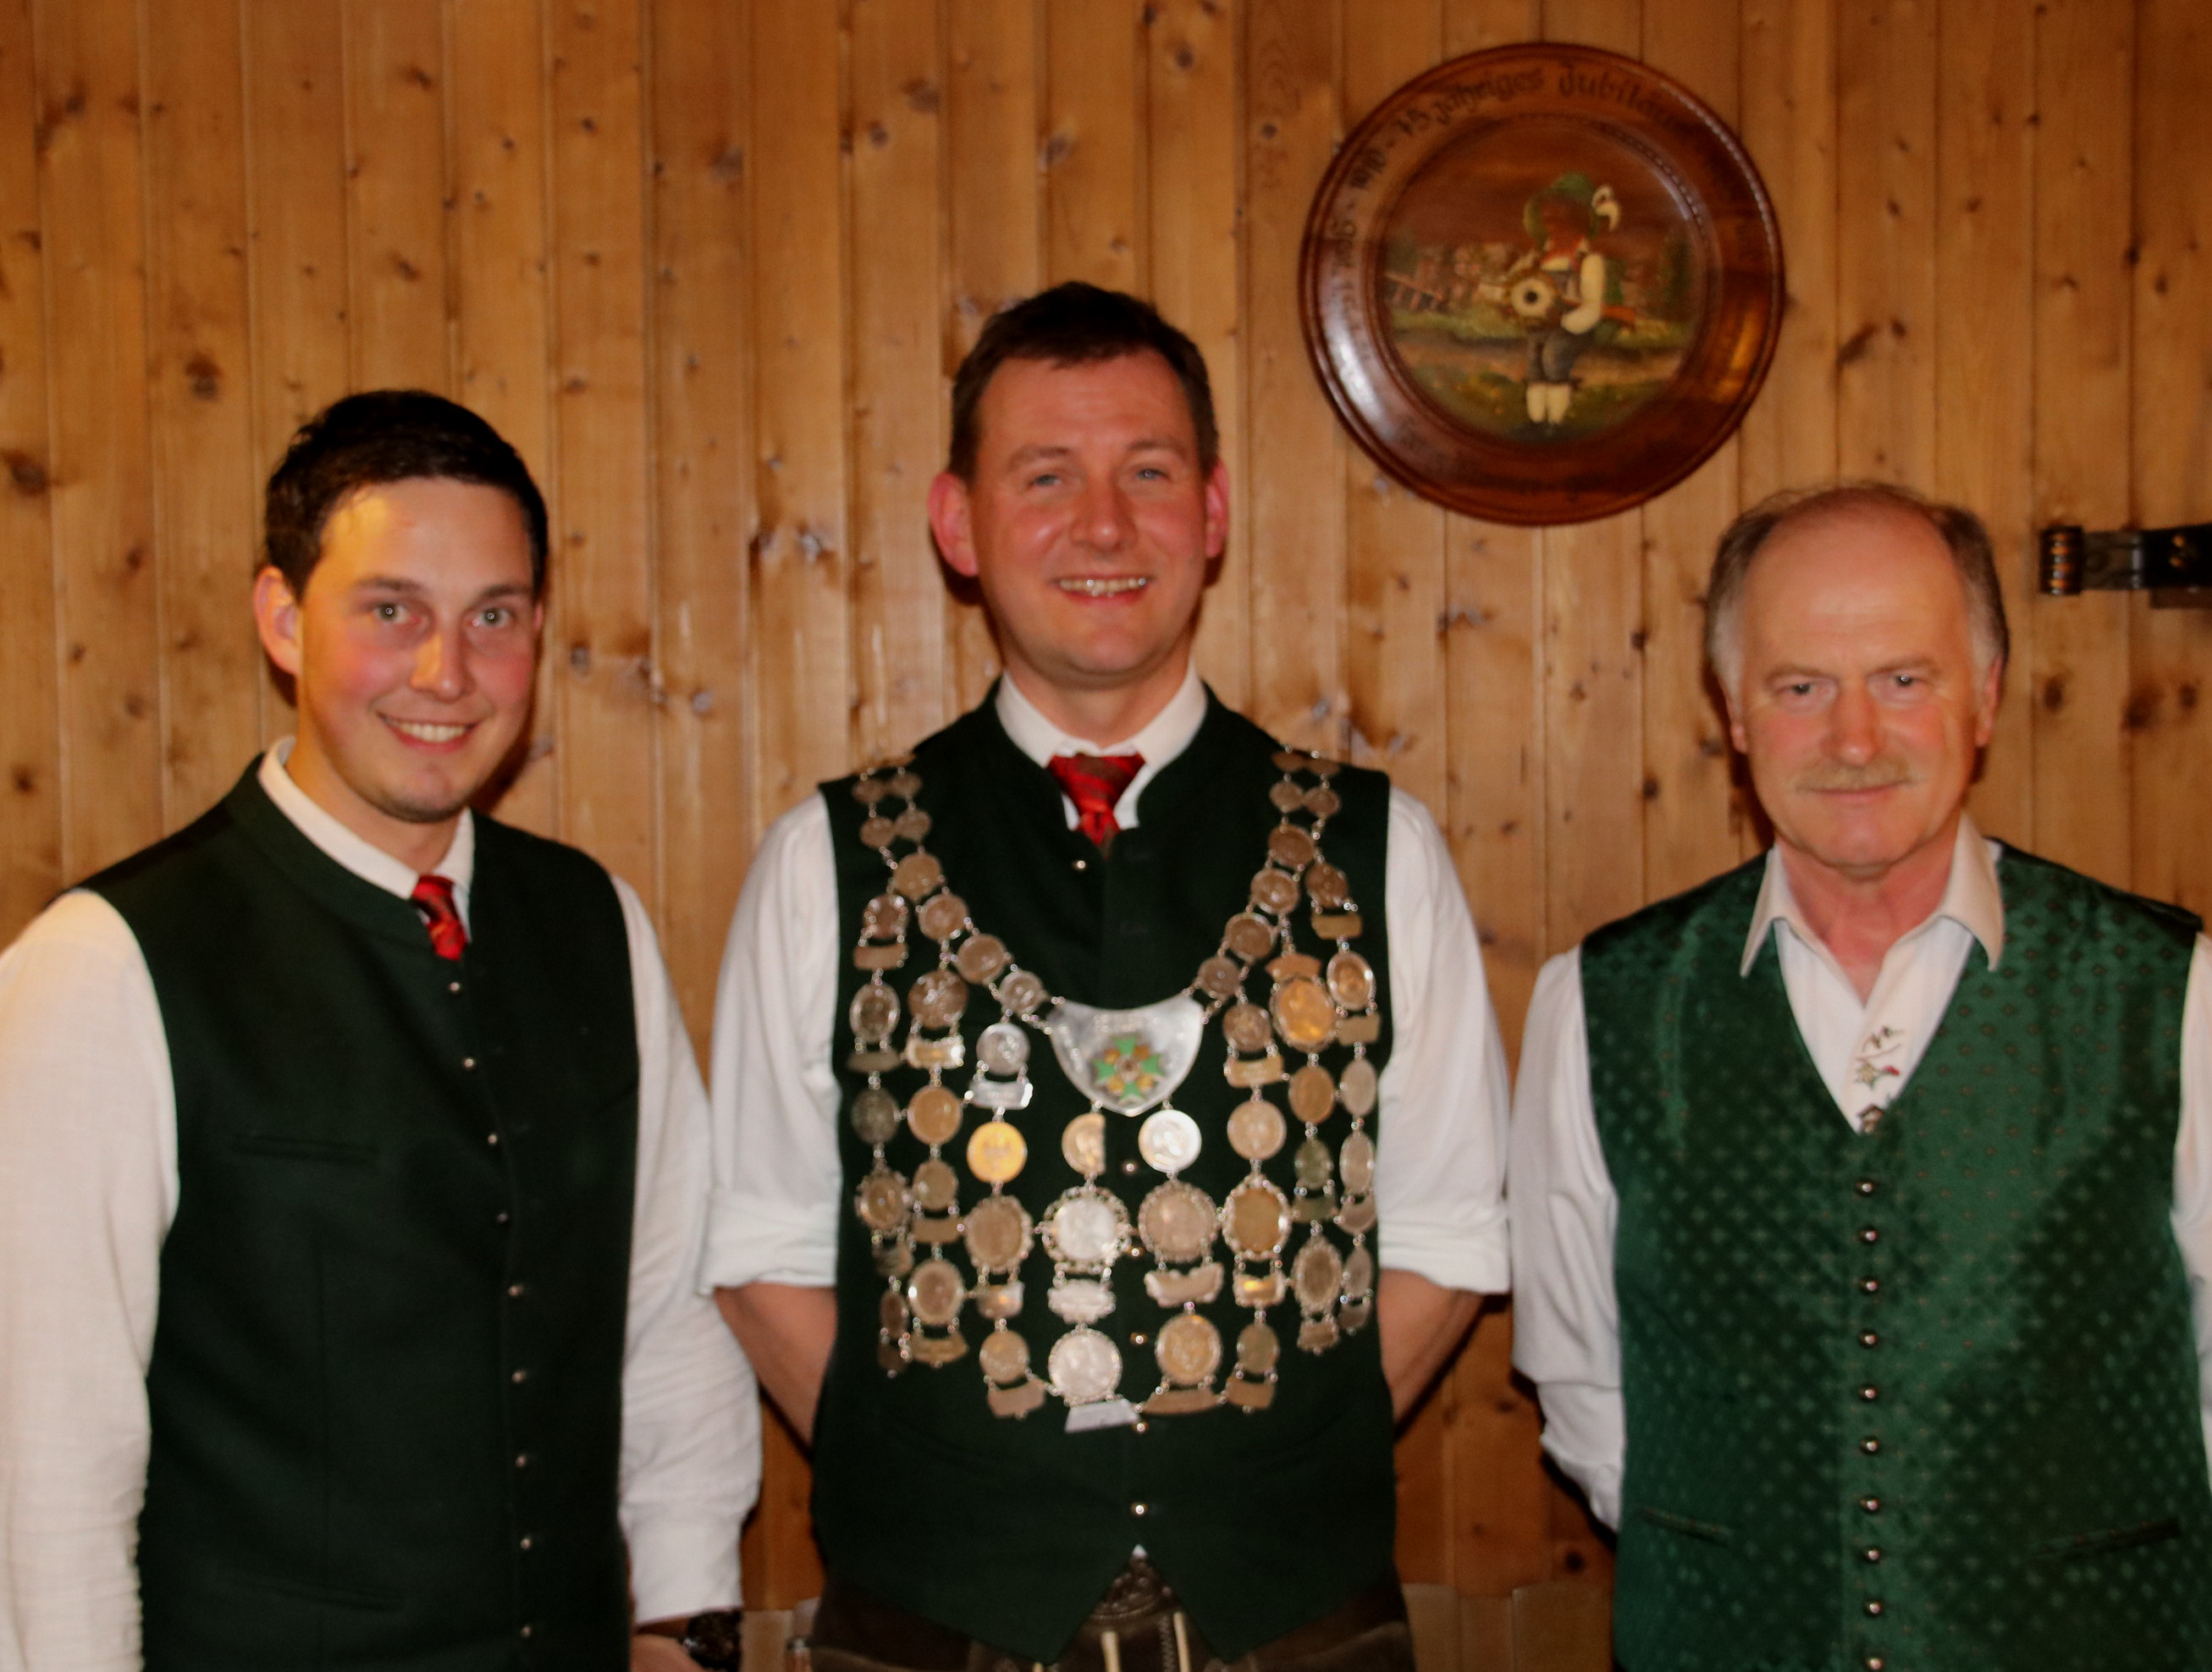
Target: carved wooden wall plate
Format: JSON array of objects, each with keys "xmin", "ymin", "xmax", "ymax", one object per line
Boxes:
[{"xmin": 1301, "ymin": 44, "xmax": 1784, "ymax": 527}]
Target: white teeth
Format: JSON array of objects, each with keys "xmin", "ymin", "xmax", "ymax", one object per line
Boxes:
[
  {"xmin": 1056, "ymin": 577, "xmax": 1150, "ymax": 597},
  {"xmin": 388, "ymin": 720, "xmax": 470, "ymax": 743}
]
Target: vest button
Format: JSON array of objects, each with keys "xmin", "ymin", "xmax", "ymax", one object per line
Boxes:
[
  {"xmin": 1860, "ymin": 1331, "xmax": 1879, "ymax": 1348},
  {"xmin": 1860, "ymin": 1385, "xmax": 1879, "ymax": 1401},
  {"xmin": 512, "ymin": 1368, "xmax": 529, "ymax": 1384},
  {"xmin": 463, "ymin": 1057, "xmax": 478, "ymax": 1071},
  {"xmin": 1856, "ymin": 1178, "xmax": 1877, "ymax": 1196},
  {"xmin": 1859, "ymin": 1227, "xmax": 1879, "ymax": 1244},
  {"xmin": 520, "ymin": 1624, "xmax": 533, "ymax": 1639},
  {"xmin": 1862, "ymin": 1546, "xmax": 1882, "ymax": 1563},
  {"xmin": 1865, "ymin": 1600, "xmax": 1884, "ymax": 1616},
  {"xmin": 1131, "ymin": 1502, "xmax": 1148, "ymax": 1517},
  {"xmin": 515, "ymin": 1453, "xmax": 530, "ymax": 1469},
  {"xmin": 1122, "ymin": 1160, "xmax": 1140, "ymax": 1175},
  {"xmin": 1860, "ymin": 1277, "xmax": 1880, "ymax": 1294},
  {"xmin": 508, "ymin": 1283, "xmax": 527, "ymax": 1299},
  {"xmin": 449, "ymin": 980, "xmax": 462, "ymax": 995},
  {"xmin": 1861, "ymin": 1497, "xmax": 1881, "ymax": 1514},
  {"xmin": 488, "ymin": 1132, "xmax": 500, "ymax": 1147},
  {"xmin": 1073, "ymin": 858, "xmax": 1089, "ymax": 872},
  {"xmin": 519, "ymin": 1535, "xmax": 533, "ymax": 1550},
  {"xmin": 1866, "ymin": 1658, "xmax": 1885, "ymax": 1669},
  {"xmin": 1131, "ymin": 1333, "xmax": 1148, "ymax": 1347},
  {"xmin": 1861, "ymin": 1436, "xmax": 1881, "ymax": 1454},
  {"xmin": 497, "ymin": 1212, "xmax": 510, "ymax": 1227}
]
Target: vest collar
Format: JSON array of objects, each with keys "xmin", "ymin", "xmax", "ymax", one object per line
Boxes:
[
  {"xmin": 259, "ymin": 739, "xmax": 475, "ymax": 921},
  {"xmin": 991, "ymin": 664, "xmax": 1209, "ymax": 834}
]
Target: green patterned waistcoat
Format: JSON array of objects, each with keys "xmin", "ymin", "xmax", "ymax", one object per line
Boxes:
[
  {"xmin": 89, "ymin": 764, "xmax": 640, "ymax": 1672},
  {"xmin": 1582, "ymin": 844, "xmax": 2212, "ymax": 1672},
  {"xmin": 811, "ymin": 694, "xmax": 1398, "ymax": 1664}
]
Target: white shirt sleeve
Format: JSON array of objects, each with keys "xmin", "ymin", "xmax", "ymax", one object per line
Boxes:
[
  {"xmin": 700, "ymin": 796, "xmax": 844, "ymax": 1291},
  {"xmin": 1371, "ymin": 786, "xmax": 1511, "ymax": 1294},
  {"xmin": 0, "ymin": 893, "xmax": 176, "ymax": 1672},
  {"xmin": 2171, "ymin": 935, "xmax": 2212, "ymax": 1475},
  {"xmin": 610, "ymin": 878, "xmax": 761, "ymax": 1620},
  {"xmin": 1506, "ymin": 947, "xmax": 1624, "ymax": 1527}
]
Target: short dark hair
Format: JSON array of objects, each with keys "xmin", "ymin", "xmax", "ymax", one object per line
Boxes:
[
  {"xmin": 263, "ymin": 390, "xmax": 550, "ymax": 596},
  {"xmin": 947, "ymin": 283, "xmax": 1219, "ymax": 482},
  {"xmin": 1706, "ymin": 481, "xmax": 2010, "ymax": 690}
]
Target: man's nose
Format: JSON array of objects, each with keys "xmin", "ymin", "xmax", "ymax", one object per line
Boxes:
[
  {"xmin": 1075, "ymin": 479, "xmax": 1134, "ymax": 550},
  {"xmin": 1827, "ymin": 681, "xmax": 1879, "ymax": 761},
  {"xmin": 412, "ymin": 623, "xmax": 472, "ymax": 699}
]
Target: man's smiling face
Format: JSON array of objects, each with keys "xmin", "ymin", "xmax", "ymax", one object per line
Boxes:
[
  {"xmin": 929, "ymin": 350, "xmax": 1227, "ymax": 704},
  {"xmin": 254, "ymin": 476, "xmax": 540, "ymax": 866}
]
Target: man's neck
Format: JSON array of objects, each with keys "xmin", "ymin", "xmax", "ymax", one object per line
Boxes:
[
  {"xmin": 284, "ymin": 739, "xmax": 461, "ymax": 875},
  {"xmin": 1001, "ymin": 646, "xmax": 1193, "ymax": 748},
  {"xmin": 1778, "ymin": 819, "xmax": 1961, "ymax": 1002}
]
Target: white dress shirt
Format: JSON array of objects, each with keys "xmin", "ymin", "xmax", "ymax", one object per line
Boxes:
[
  {"xmin": 1509, "ymin": 818, "xmax": 2212, "ymax": 1528},
  {"xmin": 702, "ymin": 668, "xmax": 1512, "ymax": 1300},
  {"xmin": 0, "ymin": 743, "xmax": 758, "ymax": 1672}
]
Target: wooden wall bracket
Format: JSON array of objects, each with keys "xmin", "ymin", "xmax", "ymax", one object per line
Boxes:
[{"xmin": 2039, "ymin": 523, "xmax": 2212, "ymax": 606}]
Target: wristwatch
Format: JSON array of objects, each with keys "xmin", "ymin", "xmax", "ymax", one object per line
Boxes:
[{"xmin": 641, "ymin": 1609, "xmax": 744, "ymax": 1671}]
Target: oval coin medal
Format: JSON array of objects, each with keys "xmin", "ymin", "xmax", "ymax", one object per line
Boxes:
[
  {"xmin": 849, "ymin": 1086, "xmax": 899, "ymax": 1145},
  {"xmin": 907, "ymin": 1084, "xmax": 963, "ymax": 1146},
  {"xmin": 979, "ymin": 1331, "xmax": 1031, "ymax": 1387},
  {"xmin": 1139, "ymin": 1180, "xmax": 1218, "ymax": 1264},
  {"xmin": 1044, "ymin": 1189, "xmax": 1128, "ymax": 1268},
  {"xmin": 997, "ymin": 969, "xmax": 1048, "ymax": 1015},
  {"xmin": 1338, "ymin": 1057, "xmax": 1379, "ymax": 1118},
  {"xmin": 856, "ymin": 1169, "xmax": 910, "ymax": 1233},
  {"xmin": 1249, "ymin": 868, "xmax": 1300, "ymax": 916},
  {"xmin": 1238, "ymin": 1321, "xmax": 1282, "ymax": 1375},
  {"xmin": 1271, "ymin": 976, "xmax": 1337, "ymax": 1052},
  {"xmin": 1340, "ymin": 1130, "xmax": 1376, "ymax": 1196},
  {"xmin": 907, "ymin": 1257, "xmax": 964, "ymax": 1327},
  {"xmin": 891, "ymin": 852, "xmax": 943, "ymax": 901},
  {"xmin": 1294, "ymin": 1136, "xmax": 1334, "ymax": 1189},
  {"xmin": 1293, "ymin": 1238, "xmax": 1345, "ymax": 1311},
  {"xmin": 966, "ymin": 1120, "xmax": 1029, "ymax": 1185},
  {"xmin": 880, "ymin": 1291, "xmax": 909, "ymax": 1336},
  {"xmin": 1156, "ymin": 1314, "xmax": 1222, "ymax": 1386},
  {"xmin": 918, "ymin": 892, "xmax": 968, "ymax": 941},
  {"xmin": 886, "ymin": 768, "xmax": 922, "ymax": 799},
  {"xmin": 1195, "ymin": 956, "xmax": 1244, "ymax": 999},
  {"xmin": 1304, "ymin": 785, "xmax": 1342, "ymax": 819},
  {"xmin": 977, "ymin": 1020, "xmax": 1029, "ymax": 1076},
  {"xmin": 956, "ymin": 933, "xmax": 1011, "ymax": 983},
  {"xmin": 1327, "ymin": 950, "xmax": 1376, "ymax": 1011},
  {"xmin": 1048, "ymin": 1327, "xmax": 1123, "ymax": 1405},
  {"xmin": 912, "ymin": 1157, "xmax": 960, "ymax": 1211},
  {"xmin": 963, "ymin": 1194, "xmax": 1032, "ymax": 1272},
  {"xmin": 1306, "ymin": 862, "xmax": 1350, "ymax": 909},
  {"xmin": 853, "ymin": 775, "xmax": 891, "ymax": 806},
  {"xmin": 849, "ymin": 983, "xmax": 900, "ymax": 1044},
  {"xmin": 1269, "ymin": 779, "xmax": 1306, "ymax": 814},
  {"xmin": 862, "ymin": 892, "xmax": 910, "ymax": 939},
  {"xmin": 1343, "ymin": 1244, "xmax": 1376, "ymax": 1300},
  {"xmin": 1222, "ymin": 1002, "xmax": 1273, "ymax": 1056},
  {"xmin": 1137, "ymin": 1107, "xmax": 1202, "ymax": 1175},
  {"xmin": 894, "ymin": 806, "xmax": 932, "ymax": 842},
  {"xmin": 1287, "ymin": 1064, "xmax": 1336, "ymax": 1124},
  {"xmin": 1227, "ymin": 1098, "xmax": 1287, "ymax": 1162},
  {"xmin": 1061, "ymin": 1112, "xmax": 1106, "ymax": 1178},
  {"xmin": 1223, "ymin": 1177, "xmax": 1291, "ymax": 1259},
  {"xmin": 1267, "ymin": 825, "xmax": 1317, "ymax": 870},
  {"xmin": 1224, "ymin": 913, "xmax": 1277, "ymax": 962},
  {"xmin": 909, "ymin": 968, "xmax": 969, "ymax": 1030}
]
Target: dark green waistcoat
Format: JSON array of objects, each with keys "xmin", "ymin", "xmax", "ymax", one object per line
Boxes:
[
  {"xmin": 87, "ymin": 762, "xmax": 640, "ymax": 1672},
  {"xmin": 812, "ymin": 693, "xmax": 1398, "ymax": 1663},
  {"xmin": 1582, "ymin": 844, "xmax": 2212, "ymax": 1672}
]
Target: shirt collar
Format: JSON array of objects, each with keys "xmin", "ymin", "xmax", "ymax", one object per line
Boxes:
[
  {"xmin": 992, "ymin": 662, "xmax": 1209, "ymax": 770},
  {"xmin": 1740, "ymin": 814, "xmax": 2005, "ymax": 977},
  {"xmin": 259, "ymin": 738, "xmax": 475, "ymax": 908}
]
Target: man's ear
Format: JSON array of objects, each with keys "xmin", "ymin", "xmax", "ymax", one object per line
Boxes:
[
  {"xmin": 927, "ymin": 472, "xmax": 978, "ymax": 578},
  {"xmin": 1202, "ymin": 460, "xmax": 1230, "ymax": 560},
  {"xmin": 1972, "ymin": 654, "xmax": 2004, "ymax": 750},
  {"xmin": 253, "ymin": 566, "xmax": 306, "ymax": 678}
]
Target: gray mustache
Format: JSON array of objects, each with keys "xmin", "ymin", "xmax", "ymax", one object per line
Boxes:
[{"xmin": 1793, "ymin": 760, "xmax": 1916, "ymax": 792}]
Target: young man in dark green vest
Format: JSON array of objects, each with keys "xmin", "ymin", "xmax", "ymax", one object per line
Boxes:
[
  {"xmin": 1510, "ymin": 483, "xmax": 2212, "ymax": 1671},
  {"xmin": 0, "ymin": 393, "xmax": 756, "ymax": 1672},
  {"xmin": 702, "ymin": 284, "xmax": 1510, "ymax": 1671}
]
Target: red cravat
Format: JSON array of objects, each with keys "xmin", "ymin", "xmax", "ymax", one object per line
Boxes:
[
  {"xmin": 1047, "ymin": 753, "xmax": 1144, "ymax": 850},
  {"xmin": 411, "ymin": 874, "xmax": 468, "ymax": 961}
]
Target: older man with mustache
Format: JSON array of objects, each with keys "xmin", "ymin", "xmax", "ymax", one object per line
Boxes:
[{"xmin": 1509, "ymin": 483, "xmax": 2212, "ymax": 1671}]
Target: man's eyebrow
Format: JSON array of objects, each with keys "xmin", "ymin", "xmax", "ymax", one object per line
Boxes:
[
  {"xmin": 1004, "ymin": 443, "xmax": 1077, "ymax": 469},
  {"xmin": 348, "ymin": 575, "xmax": 432, "ymax": 595}
]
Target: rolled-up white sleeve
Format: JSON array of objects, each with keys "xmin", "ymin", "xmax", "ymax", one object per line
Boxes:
[
  {"xmin": 1508, "ymin": 947, "xmax": 1625, "ymax": 1526},
  {"xmin": 1370, "ymin": 786, "xmax": 1511, "ymax": 1295},
  {"xmin": 611, "ymin": 879, "xmax": 760, "ymax": 1622},
  {"xmin": 701, "ymin": 797, "xmax": 845, "ymax": 1291},
  {"xmin": 2171, "ymin": 935, "xmax": 2212, "ymax": 1478},
  {"xmin": 0, "ymin": 892, "xmax": 175, "ymax": 1672}
]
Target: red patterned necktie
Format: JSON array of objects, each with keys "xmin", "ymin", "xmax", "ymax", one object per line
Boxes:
[
  {"xmin": 410, "ymin": 874, "xmax": 468, "ymax": 962},
  {"xmin": 1047, "ymin": 753, "xmax": 1145, "ymax": 850}
]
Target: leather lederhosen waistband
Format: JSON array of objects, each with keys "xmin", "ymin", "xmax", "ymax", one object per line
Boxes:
[{"xmin": 804, "ymin": 1559, "xmax": 1415, "ymax": 1672}]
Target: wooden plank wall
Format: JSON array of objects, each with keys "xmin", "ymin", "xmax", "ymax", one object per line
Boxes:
[{"xmin": 3, "ymin": 0, "xmax": 2209, "ymax": 1614}]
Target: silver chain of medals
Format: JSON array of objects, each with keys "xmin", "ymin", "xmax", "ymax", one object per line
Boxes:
[{"xmin": 840, "ymin": 748, "xmax": 1381, "ymax": 1421}]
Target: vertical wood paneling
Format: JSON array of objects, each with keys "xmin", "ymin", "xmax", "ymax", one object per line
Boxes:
[
  {"xmin": 848, "ymin": 0, "xmax": 949, "ymax": 764},
  {"xmin": 1244, "ymin": 0, "xmax": 1341, "ymax": 752},
  {"xmin": 0, "ymin": 0, "xmax": 61, "ymax": 928},
  {"xmin": 546, "ymin": 0, "xmax": 655, "ymax": 889},
  {"xmin": 140, "ymin": 0, "xmax": 262, "ymax": 825},
  {"xmin": 1939, "ymin": 0, "xmax": 2033, "ymax": 845},
  {"xmin": 10, "ymin": 0, "xmax": 2212, "ymax": 1623},
  {"xmin": 2128, "ymin": 0, "xmax": 2212, "ymax": 915},
  {"xmin": 446, "ymin": 0, "xmax": 556, "ymax": 835},
  {"xmin": 35, "ymin": 0, "xmax": 160, "ymax": 880},
  {"xmin": 1834, "ymin": 0, "xmax": 1935, "ymax": 486},
  {"xmin": 1044, "ymin": 0, "xmax": 1144, "ymax": 292},
  {"xmin": 1147, "ymin": 0, "xmax": 1248, "ymax": 710},
  {"xmin": 343, "ymin": 0, "xmax": 451, "ymax": 391},
  {"xmin": 2029, "ymin": 0, "xmax": 2132, "ymax": 885}
]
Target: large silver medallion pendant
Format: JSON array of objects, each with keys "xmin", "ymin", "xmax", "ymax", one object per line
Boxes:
[{"xmin": 1042, "ymin": 996, "xmax": 1206, "ymax": 1117}]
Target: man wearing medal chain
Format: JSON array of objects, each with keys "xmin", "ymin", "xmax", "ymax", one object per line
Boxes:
[
  {"xmin": 1510, "ymin": 483, "xmax": 2212, "ymax": 1669},
  {"xmin": 704, "ymin": 284, "xmax": 1510, "ymax": 1670}
]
